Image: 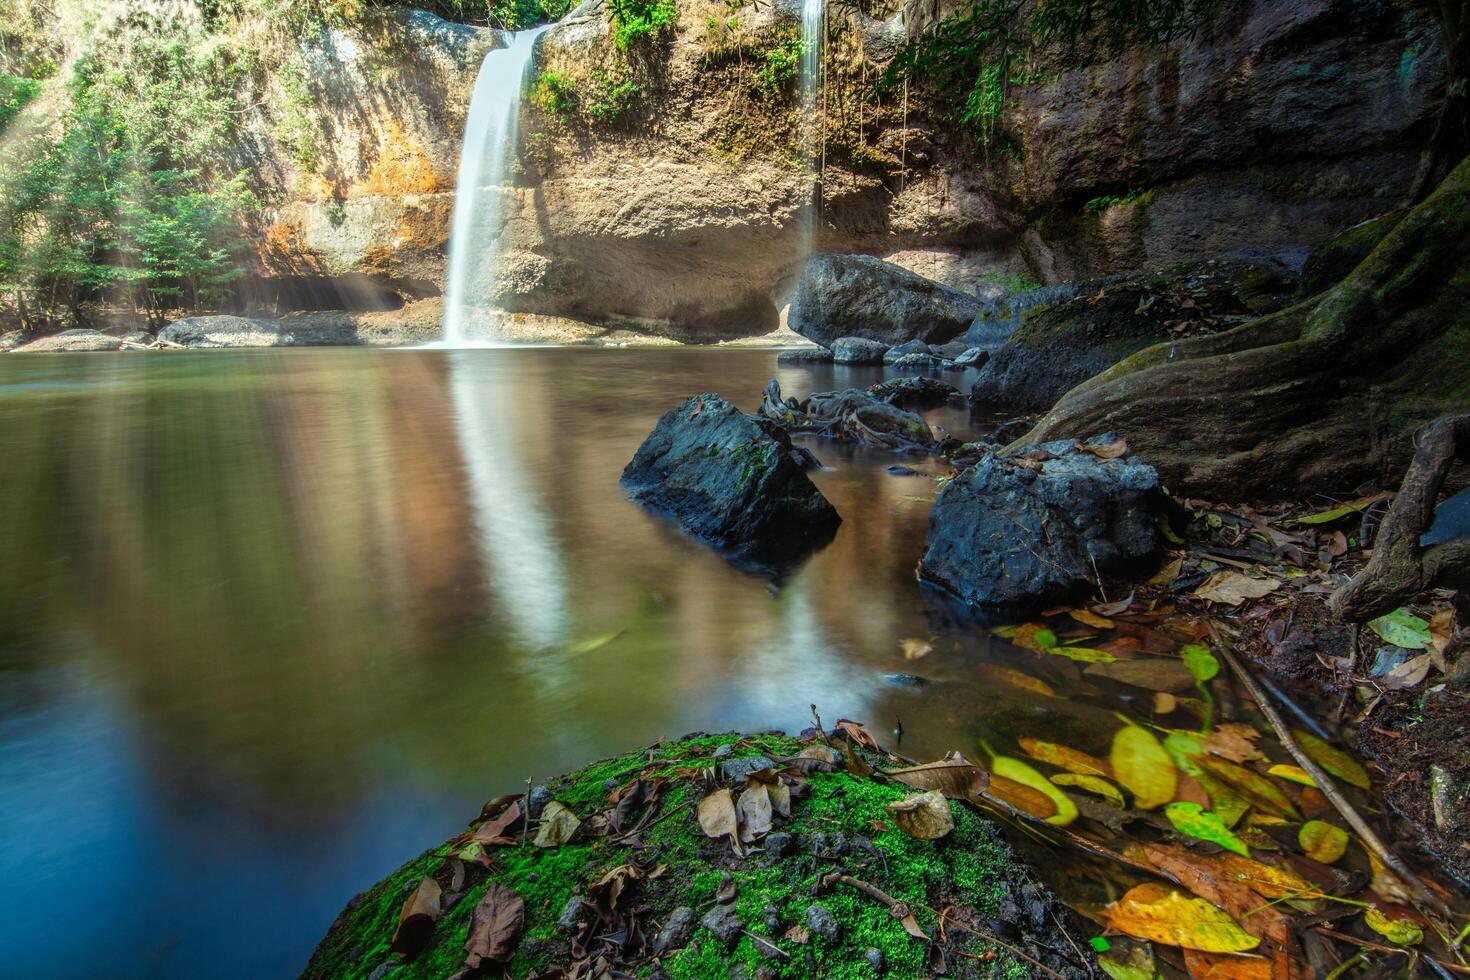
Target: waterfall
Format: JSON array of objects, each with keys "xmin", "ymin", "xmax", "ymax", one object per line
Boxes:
[
  {"xmin": 441, "ymin": 26, "xmax": 552, "ymax": 346},
  {"xmin": 800, "ymin": 0, "xmax": 824, "ymax": 252}
]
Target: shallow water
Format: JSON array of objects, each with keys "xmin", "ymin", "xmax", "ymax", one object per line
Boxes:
[{"xmin": 0, "ymin": 347, "xmax": 1087, "ymax": 978}]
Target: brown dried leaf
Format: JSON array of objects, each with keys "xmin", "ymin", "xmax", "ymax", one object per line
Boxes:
[
  {"xmin": 1085, "ymin": 658, "xmax": 1198, "ymax": 692},
  {"xmin": 1079, "ymin": 437, "xmax": 1129, "ymax": 459},
  {"xmin": 988, "ymin": 774, "xmax": 1059, "ymax": 820},
  {"xmin": 885, "ymin": 789, "xmax": 955, "ymax": 840},
  {"xmin": 472, "ymin": 800, "xmax": 523, "ymax": 843},
  {"xmin": 533, "ymin": 801, "xmax": 582, "ymax": 848},
  {"xmin": 1104, "ymin": 882, "xmax": 1259, "ymax": 953},
  {"xmin": 697, "ymin": 788, "xmax": 744, "ymax": 855},
  {"xmin": 1193, "ymin": 572, "xmax": 1281, "ymax": 606},
  {"xmin": 390, "ymin": 876, "xmax": 443, "ymax": 956},
  {"xmin": 1182, "ymin": 949, "xmax": 1273, "ymax": 979},
  {"xmin": 887, "ymin": 753, "xmax": 990, "ymax": 799},
  {"xmin": 1017, "ymin": 738, "xmax": 1110, "ymax": 777},
  {"xmin": 737, "ymin": 783, "xmax": 773, "ymax": 842},
  {"xmin": 835, "ymin": 719, "xmax": 880, "ymax": 750},
  {"xmin": 1202, "ymin": 724, "xmax": 1264, "ymax": 763},
  {"xmin": 463, "ymin": 881, "xmax": 525, "ymax": 969}
]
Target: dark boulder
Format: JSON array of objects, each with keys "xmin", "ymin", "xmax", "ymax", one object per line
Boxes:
[
  {"xmin": 969, "ymin": 260, "xmax": 1298, "ymax": 412},
  {"xmin": 919, "ymin": 434, "xmax": 1162, "ymax": 610},
  {"xmin": 866, "ymin": 376, "xmax": 959, "ymax": 411},
  {"xmin": 790, "ymin": 253, "xmax": 981, "ymax": 348},
  {"xmin": 961, "ymin": 283, "xmax": 1083, "ymax": 353},
  {"xmin": 760, "ymin": 379, "xmax": 938, "ymax": 454},
  {"xmin": 776, "ymin": 347, "xmax": 833, "ymax": 365},
  {"xmin": 621, "ymin": 394, "xmax": 840, "ymax": 568},
  {"xmin": 830, "ymin": 336, "xmax": 889, "ymax": 365}
]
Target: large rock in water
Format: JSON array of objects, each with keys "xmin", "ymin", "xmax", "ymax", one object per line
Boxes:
[
  {"xmin": 159, "ymin": 315, "xmax": 361, "ymax": 348},
  {"xmin": 969, "ymin": 260, "xmax": 1297, "ymax": 412},
  {"xmin": 622, "ymin": 394, "xmax": 839, "ymax": 568},
  {"xmin": 919, "ymin": 435, "xmax": 1161, "ymax": 610},
  {"xmin": 790, "ymin": 254, "xmax": 981, "ymax": 348},
  {"xmin": 12, "ymin": 329, "xmax": 122, "ymax": 352}
]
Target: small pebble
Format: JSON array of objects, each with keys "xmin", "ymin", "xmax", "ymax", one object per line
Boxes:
[
  {"xmin": 653, "ymin": 906, "xmax": 698, "ymax": 955},
  {"xmin": 556, "ymin": 895, "xmax": 585, "ymax": 934},
  {"xmin": 762, "ymin": 905, "xmax": 781, "ymax": 933},
  {"xmin": 805, "ymin": 904, "xmax": 841, "ymax": 944},
  {"xmin": 712, "ymin": 743, "xmax": 734, "ymax": 759},
  {"xmin": 764, "ymin": 832, "xmax": 795, "ymax": 857},
  {"xmin": 866, "ymin": 947, "xmax": 885, "ymax": 971},
  {"xmin": 701, "ymin": 904, "xmax": 745, "ymax": 949}
]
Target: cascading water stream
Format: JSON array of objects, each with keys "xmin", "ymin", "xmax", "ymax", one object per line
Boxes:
[
  {"xmin": 800, "ymin": 0, "xmax": 825, "ymax": 252},
  {"xmin": 441, "ymin": 25, "xmax": 552, "ymax": 346}
]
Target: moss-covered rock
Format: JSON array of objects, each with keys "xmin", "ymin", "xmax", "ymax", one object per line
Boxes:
[
  {"xmin": 1296, "ymin": 210, "xmax": 1408, "ymax": 299},
  {"xmin": 303, "ymin": 733, "xmax": 1087, "ymax": 979},
  {"xmin": 969, "ymin": 259, "xmax": 1299, "ymax": 413}
]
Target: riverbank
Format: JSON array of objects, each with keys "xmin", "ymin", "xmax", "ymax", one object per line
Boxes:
[{"xmin": 303, "ymin": 731, "xmax": 1088, "ymax": 979}]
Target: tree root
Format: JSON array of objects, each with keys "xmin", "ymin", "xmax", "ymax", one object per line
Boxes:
[{"xmin": 1330, "ymin": 413, "xmax": 1470, "ymax": 621}]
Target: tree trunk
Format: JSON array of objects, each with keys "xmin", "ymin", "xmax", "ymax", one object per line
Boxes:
[
  {"xmin": 1017, "ymin": 156, "xmax": 1470, "ymax": 499},
  {"xmin": 1411, "ymin": 0, "xmax": 1469, "ymax": 201}
]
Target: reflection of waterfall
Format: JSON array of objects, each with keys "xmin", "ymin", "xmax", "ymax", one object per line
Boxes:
[
  {"xmin": 800, "ymin": 0, "xmax": 825, "ymax": 253},
  {"xmin": 447, "ymin": 354, "xmax": 569, "ymax": 648},
  {"xmin": 442, "ymin": 27, "xmax": 551, "ymax": 346}
]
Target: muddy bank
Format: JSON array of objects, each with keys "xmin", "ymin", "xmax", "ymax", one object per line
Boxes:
[{"xmin": 303, "ymin": 731, "xmax": 1091, "ymax": 979}]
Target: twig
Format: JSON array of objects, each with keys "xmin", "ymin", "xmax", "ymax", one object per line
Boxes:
[
  {"xmin": 1209, "ymin": 625, "xmax": 1452, "ymax": 919},
  {"xmin": 743, "ymin": 930, "xmax": 789, "ymax": 960},
  {"xmin": 1315, "ymin": 927, "xmax": 1470, "ymax": 974},
  {"xmin": 1334, "ymin": 625, "xmax": 1360, "ymax": 724},
  {"xmin": 809, "ymin": 704, "xmax": 832, "ymax": 747},
  {"xmin": 521, "ymin": 777, "xmax": 531, "ymax": 843},
  {"xmin": 1256, "ymin": 673, "xmax": 1333, "ymax": 740},
  {"xmin": 934, "ymin": 907, "xmax": 1067, "ymax": 979},
  {"xmin": 611, "ymin": 801, "xmax": 692, "ymax": 843}
]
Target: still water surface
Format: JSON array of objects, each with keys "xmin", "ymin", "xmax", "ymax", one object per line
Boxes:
[{"xmin": 0, "ymin": 348, "xmax": 1107, "ymax": 978}]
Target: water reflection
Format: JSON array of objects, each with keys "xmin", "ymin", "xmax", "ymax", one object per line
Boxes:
[{"xmin": 0, "ymin": 348, "xmax": 1008, "ymax": 978}]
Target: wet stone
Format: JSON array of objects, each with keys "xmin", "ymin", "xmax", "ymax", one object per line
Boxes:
[
  {"xmin": 866, "ymin": 947, "xmax": 885, "ymax": 971},
  {"xmin": 764, "ymin": 831, "xmax": 795, "ymax": 857},
  {"xmin": 556, "ymin": 895, "xmax": 585, "ymax": 934},
  {"xmin": 763, "ymin": 905, "xmax": 782, "ymax": 933},
  {"xmin": 367, "ymin": 964, "xmax": 399, "ymax": 980},
  {"xmin": 805, "ymin": 904, "xmax": 841, "ymax": 944},
  {"xmin": 701, "ymin": 903, "xmax": 745, "ymax": 948},
  {"xmin": 528, "ymin": 785, "xmax": 553, "ymax": 820},
  {"xmin": 653, "ymin": 906, "xmax": 698, "ymax": 955},
  {"xmin": 712, "ymin": 743, "xmax": 734, "ymax": 759},
  {"xmin": 720, "ymin": 755, "xmax": 775, "ymax": 781},
  {"xmin": 881, "ymin": 673, "xmax": 926, "ymax": 687}
]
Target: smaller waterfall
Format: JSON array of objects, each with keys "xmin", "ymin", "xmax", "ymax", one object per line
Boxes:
[
  {"xmin": 800, "ymin": 0, "xmax": 824, "ymax": 252},
  {"xmin": 442, "ymin": 26, "xmax": 552, "ymax": 346}
]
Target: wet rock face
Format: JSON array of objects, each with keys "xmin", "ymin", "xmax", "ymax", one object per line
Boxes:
[
  {"xmin": 159, "ymin": 315, "xmax": 364, "ymax": 349},
  {"xmin": 830, "ymin": 336, "xmax": 889, "ymax": 365},
  {"xmin": 10, "ymin": 329, "xmax": 122, "ymax": 353},
  {"xmin": 970, "ymin": 259, "xmax": 1298, "ymax": 412},
  {"xmin": 621, "ymin": 394, "xmax": 840, "ymax": 569},
  {"xmin": 789, "ymin": 254, "xmax": 981, "ymax": 348},
  {"xmin": 919, "ymin": 435, "xmax": 1162, "ymax": 610}
]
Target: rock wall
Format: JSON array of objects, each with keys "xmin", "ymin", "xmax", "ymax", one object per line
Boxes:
[{"xmin": 249, "ymin": 0, "xmax": 1444, "ymax": 340}]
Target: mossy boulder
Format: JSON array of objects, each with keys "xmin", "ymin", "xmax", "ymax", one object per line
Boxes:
[
  {"xmin": 303, "ymin": 733, "xmax": 1088, "ymax": 979},
  {"xmin": 970, "ymin": 260, "xmax": 1299, "ymax": 413},
  {"xmin": 1296, "ymin": 210, "xmax": 1407, "ymax": 299}
]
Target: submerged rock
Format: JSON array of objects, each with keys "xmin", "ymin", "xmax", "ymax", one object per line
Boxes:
[
  {"xmin": 889, "ymin": 351, "xmax": 954, "ymax": 372},
  {"xmin": 830, "ymin": 336, "xmax": 889, "ymax": 365},
  {"xmin": 866, "ymin": 376, "xmax": 959, "ymax": 411},
  {"xmin": 919, "ymin": 434, "xmax": 1162, "ymax": 610},
  {"xmin": 882, "ymin": 339, "xmax": 932, "ymax": 363},
  {"xmin": 970, "ymin": 260, "xmax": 1297, "ymax": 412},
  {"xmin": 621, "ymin": 394, "xmax": 840, "ymax": 569},
  {"xmin": 759, "ymin": 379, "xmax": 938, "ymax": 454},
  {"xmin": 12, "ymin": 329, "xmax": 122, "ymax": 352},
  {"xmin": 790, "ymin": 254, "xmax": 980, "ymax": 348}
]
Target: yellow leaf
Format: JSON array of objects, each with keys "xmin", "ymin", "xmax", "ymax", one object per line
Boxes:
[
  {"xmin": 1112, "ymin": 723, "xmax": 1178, "ymax": 810},
  {"xmin": 1105, "ymin": 883, "xmax": 1260, "ymax": 953},
  {"xmin": 1299, "ymin": 820, "xmax": 1348, "ymax": 864},
  {"xmin": 1052, "ymin": 773, "xmax": 1126, "ymax": 807},
  {"xmin": 974, "ymin": 664, "xmax": 1063, "ymax": 699},
  {"xmin": 1198, "ymin": 758, "xmax": 1300, "ymax": 820},
  {"xmin": 988, "ymin": 751, "xmax": 1078, "ymax": 826},
  {"xmin": 1018, "ymin": 738, "xmax": 1110, "ymax": 777},
  {"xmin": 1266, "ymin": 764, "xmax": 1316, "ymax": 787},
  {"xmin": 1210, "ymin": 853, "xmax": 1322, "ymax": 900},
  {"xmin": 1364, "ymin": 907, "xmax": 1423, "ymax": 946},
  {"xmin": 1292, "ymin": 730, "xmax": 1370, "ymax": 790},
  {"xmin": 1068, "ymin": 608, "xmax": 1115, "ymax": 629}
]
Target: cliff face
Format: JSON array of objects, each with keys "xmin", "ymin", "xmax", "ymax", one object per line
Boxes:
[{"xmin": 251, "ymin": 0, "xmax": 1443, "ymax": 340}]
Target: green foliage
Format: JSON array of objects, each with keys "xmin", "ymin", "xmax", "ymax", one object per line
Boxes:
[
  {"xmin": 606, "ymin": 0, "xmax": 679, "ymax": 51},
  {"xmin": 0, "ymin": 8, "xmax": 255, "ymax": 330},
  {"xmin": 881, "ymin": 0, "xmax": 1211, "ymax": 144},
  {"xmin": 1085, "ymin": 186, "xmax": 1152, "ymax": 210},
  {"xmin": 585, "ymin": 68, "xmax": 640, "ymax": 123},
  {"xmin": 752, "ymin": 25, "xmax": 806, "ymax": 100},
  {"xmin": 532, "ymin": 68, "xmax": 579, "ymax": 124}
]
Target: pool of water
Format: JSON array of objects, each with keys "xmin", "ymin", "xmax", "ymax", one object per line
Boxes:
[{"xmin": 1, "ymin": 347, "xmax": 1102, "ymax": 978}]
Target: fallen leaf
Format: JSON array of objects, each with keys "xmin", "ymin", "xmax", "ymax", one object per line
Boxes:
[
  {"xmin": 887, "ymin": 753, "xmax": 989, "ymax": 799},
  {"xmin": 1180, "ymin": 644, "xmax": 1220, "ymax": 684},
  {"xmin": 1105, "ymin": 882, "xmax": 1260, "ymax": 953},
  {"xmin": 533, "ymin": 801, "xmax": 582, "ymax": 848},
  {"xmin": 784, "ymin": 924, "xmax": 810, "ymax": 944},
  {"xmin": 835, "ymin": 719, "xmax": 880, "ymax": 750},
  {"xmin": 1052, "ymin": 773, "xmax": 1125, "ymax": 807},
  {"xmin": 1291, "ymin": 731, "xmax": 1370, "ymax": 790},
  {"xmin": 390, "ymin": 876, "xmax": 443, "ymax": 956},
  {"xmin": 994, "ymin": 622, "xmax": 1059, "ymax": 652},
  {"xmin": 1047, "ymin": 645, "xmax": 1119, "ymax": 663},
  {"xmin": 1380, "ymin": 653, "xmax": 1433, "ymax": 690},
  {"xmin": 1181, "ymin": 949, "xmax": 1272, "ymax": 979},
  {"xmin": 989, "ymin": 750, "xmax": 1078, "ymax": 825},
  {"xmin": 697, "ymin": 789, "xmax": 743, "ymax": 856},
  {"xmin": 1093, "ymin": 592, "xmax": 1137, "ymax": 616},
  {"xmin": 1165, "ymin": 802, "xmax": 1250, "ymax": 856},
  {"xmin": 885, "ymin": 789, "xmax": 955, "ymax": 840},
  {"xmin": 1363, "ymin": 907, "xmax": 1424, "ymax": 946},
  {"xmin": 1148, "ymin": 556, "xmax": 1184, "ymax": 587},
  {"xmin": 1086, "ymin": 658, "xmax": 1198, "ymax": 692},
  {"xmin": 768, "ymin": 781, "xmax": 791, "ymax": 818},
  {"xmin": 556, "ymin": 631, "xmax": 625, "ymax": 656},
  {"xmin": 1292, "ymin": 492, "xmax": 1390, "ymax": 525},
  {"xmin": 1111, "ymin": 723, "xmax": 1178, "ymax": 810},
  {"xmin": 1079, "ymin": 437, "xmax": 1129, "ymax": 459},
  {"xmin": 463, "ymin": 881, "xmax": 526, "ymax": 969},
  {"xmin": 1069, "ymin": 608, "xmax": 1116, "ymax": 629},
  {"xmin": 737, "ymin": 783, "xmax": 772, "ymax": 842},
  {"xmin": 1202, "ymin": 724, "xmax": 1263, "ymax": 764},
  {"xmin": 1364, "ymin": 846, "xmax": 1414, "ymax": 903},
  {"xmin": 1210, "ymin": 853, "xmax": 1322, "ymax": 900},
  {"xmin": 900, "ymin": 637, "xmax": 933, "ymax": 660},
  {"xmin": 1018, "ymin": 738, "xmax": 1111, "ymax": 777},
  {"xmin": 1141, "ymin": 846, "xmax": 1292, "ymax": 948},
  {"xmin": 473, "ymin": 800, "xmax": 524, "ymax": 843},
  {"xmin": 1155, "ymin": 692, "xmax": 1179, "ymax": 714},
  {"xmin": 1198, "ymin": 758, "xmax": 1299, "ymax": 820},
  {"xmin": 974, "ymin": 664, "xmax": 1063, "ymax": 699},
  {"xmin": 589, "ymin": 864, "xmax": 647, "ymax": 920},
  {"xmin": 1097, "ymin": 939, "xmax": 1157, "ymax": 980},
  {"xmin": 1266, "ymin": 764, "xmax": 1316, "ymax": 788},
  {"xmin": 988, "ymin": 774, "xmax": 1059, "ymax": 819},
  {"xmin": 1193, "ymin": 572, "xmax": 1281, "ymax": 606},
  {"xmin": 1368, "ymin": 608, "xmax": 1433, "ymax": 650},
  {"xmin": 1298, "ymin": 820, "xmax": 1348, "ymax": 864}
]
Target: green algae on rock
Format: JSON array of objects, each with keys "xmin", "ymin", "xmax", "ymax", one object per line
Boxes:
[{"xmin": 303, "ymin": 732, "xmax": 1089, "ymax": 978}]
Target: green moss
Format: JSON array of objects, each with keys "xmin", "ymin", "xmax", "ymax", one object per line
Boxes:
[{"xmin": 306, "ymin": 735, "xmax": 1037, "ymax": 979}]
